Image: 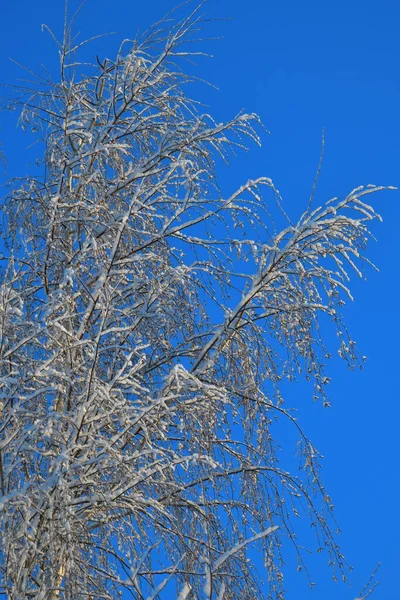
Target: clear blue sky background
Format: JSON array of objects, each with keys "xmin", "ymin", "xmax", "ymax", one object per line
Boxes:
[{"xmin": 0, "ymin": 1, "xmax": 398, "ymax": 599}]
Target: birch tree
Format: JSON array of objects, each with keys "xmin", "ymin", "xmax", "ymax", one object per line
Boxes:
[{"xmin": 0, "ymin": 4, "xmax": 391, "ymax": 599}]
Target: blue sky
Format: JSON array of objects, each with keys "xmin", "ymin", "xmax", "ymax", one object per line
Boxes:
[{"xmin": 0, "ymin": 1, "xmax": 398, "ymax": 599}]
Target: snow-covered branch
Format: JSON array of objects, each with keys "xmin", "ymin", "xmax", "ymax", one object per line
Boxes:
[{"xmin": 0, "ymin": 4, "xmax": 392, "ymax": 599}]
